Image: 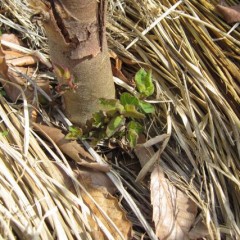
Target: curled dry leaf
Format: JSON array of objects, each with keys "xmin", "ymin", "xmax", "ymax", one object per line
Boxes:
[
  {"xmin": 110, "ymin": 49, "xmax": 134, "ymax": 86},
  {"xmin": 112, "ymin": 66, "xmax": 130, "ymax": 84},
  {"xmin": 134, "ymin": 144, "xmax": 155, "ymax": 168},
  {"xmin": 134, "ymin": 134, "xmax": 154, "ymax": 168},
  {"xmin": 1, "ymin": 38, "xmax": 37, "ymax": 67},
  {"xmin": 82, "ymin": 185, "xmax": 132, "ymax": 239},
  {"xmin": 134, "ymin": 134, "xmax": 170, "ymax": 182},
  {"xmin": 34, "ymin": 124, "xmax": 110, "ymax": 172},
  {"xmin": 150, "ymin": 165, "xmax": 198, "ymax": 240},
  {"xmin": 188, "ymin": 221, "xmax": 209, "ymax": 239},
  {"xmin": 4, "ymin": 50, "xmax": 37, "ymax": 66},
  {"xmin": 0, "ymin": 37, "xmax": 49, "ymax": 102},
  {"xmin": 0, "ymin": 44, "xmax": 21, "ymax": 101},
  {"xmin": 216, "ymin": 4, "xmax": 240, "ymax": 23},
  {"xmin": 0, "ymin": 33, "xmax": 22, "ymax": 50},
  {"xmin": 0, "ymin": 44, "xmax": 9, "ymax": 79},
  {"xmin": 77, "ymin": 169, "xmax": 116, "ymax": 195}
]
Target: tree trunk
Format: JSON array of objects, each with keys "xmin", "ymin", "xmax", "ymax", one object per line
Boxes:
[{"xmin": 39, "ymin": 0, "xmax": 115, "ymax": 125}]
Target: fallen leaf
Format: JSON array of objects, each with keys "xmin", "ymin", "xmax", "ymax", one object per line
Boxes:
[
  {"xmin": 216, "ymin": 4, "xmax": 240, "ymax": 23},
  {"xmin": 134, "ymin": 144, "xmax": 155, "ymax": 167},
  {"xmin": 0, "ymin": 44, "xmax": 22, "ymax": 101},
  {"xmin": 8, "ymin": 66, "xmax": 34, "ymax": 85},
  {"xmin": 135, "ymin": 133, "xmax": 170, "ymax": 182},
  {"xmin": 34, "ymin": 124, "xmax": 110, "ymax": 172},
  {"xmin": 134, "ymin": 134, "xmax": 155, "ymax": 167},
  {"xmin": 189, "ymin": 220, "xmax": 209, "ymax": 239},
  {"xmin": 112, "ymin": 66, "xmax": 130, "ymax": 83},
  {"xmin": 0, "ymin": 34, "xmax": 22, "ymax": 50},
  {"xmin": 77, "ymin": 169, "xmax": 116, "ymax": 195},
  {"xmin": 4, "ymin": 50, "xmax": 26, "ymax": 60},
  {"xmin": 1, "ymin": 67, "xmax": 34, "ymax": 102},
  {"xmin": 109, "ymin": 49, "xmax": 122, "ymax": 70},
  {"xmin": 82, "ymin": 185, "xmax": 132, "ymax": 239},
  {"xmin": 109, "ymin": 49, "xmax": 134, "ymax": 86},
  {"xmin": 150, "ymin": 165, "xmax": 198, "ymax": 240},
  {"xmin": 0, "ymin": 42, "xmax": 50, "ymax": 102},
  {"xmin": 0, "ymin": 44, "xmax": 9, "ymax": 79},
  {"xmin": 5, "ymin": 51, "xmax": 37, "ymax": 66}
]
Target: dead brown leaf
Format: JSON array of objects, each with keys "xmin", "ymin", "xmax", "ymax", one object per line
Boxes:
[
  {"xmin": 8, "ymin": 66, "xmax": 34, "ymax": 85},
  {"xmin": 0, "ymin": 44, "xmax": 22, "ymax": 101},
  {"xmin": 4, "ymin": 50, "xmax": 37, "ymax": 66},
  {"xmin": 0, "ymin": 44, "xmax": 9, "ymax": 79},
  {"xmin": 4, "ymin": 50, "xmax": 25, "ymax": 60},
  {"xmin": 216, "ymin": 4, "xmax": 240, "ymax": 23},
  {"xmin": 0, "ymin": 41, "xmax": 50, "ymax": 102},
  {"xmin": 1, "ymin": 64, "xmax": 45, "ymax": 102},
  {"xmin": 77, "ymin": 169, "xmax": 116, "ymax": 195},
  {"xmin": 188, "ymin": 220, "xmax": 209, "ymax": 239},
  {"xmin": 134, "ymin": 144, "xmax": 155, "ymax": 168},
  {"xmin": 134, "ymin": 134, "xmax": 155, "ymax": 167},
  {"xmin": 34, "ymin": 124, "xmax": 110, "ymax": 172},
  {"xmin": 82, "ymin": 185, "xmax": 132, "ymax": 239},
  {"xmin": 112, "ymin": 66, "xmax": 130, "ymax": 83},
  {"xmin": 0, "ymin": 34, "xmax": 22, "ymax": 50},
  {"xmin": 109, "ymin": 49, "xmax": 135, "ymax": 86},
  {"xmin": 150, "ymin": 165, "xmax": 198, "ymax": 240}
]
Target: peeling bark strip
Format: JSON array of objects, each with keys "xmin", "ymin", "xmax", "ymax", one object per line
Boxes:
[
  {"xmin": 48, "ymin": 0, "xmax": 106, "ymax": 59},
  {"xmin": 49, "ymin": 0, "xmax": 71, "ymax": 43}
]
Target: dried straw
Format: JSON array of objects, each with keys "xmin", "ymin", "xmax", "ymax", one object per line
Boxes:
[{"xmin": 108, "ymin": 0, "xmax": 240, "ymax": 239}]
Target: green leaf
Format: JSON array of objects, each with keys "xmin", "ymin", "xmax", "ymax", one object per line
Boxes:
[
  {"xmin": 135, "ymin": 68, "xmax": 154, "ymax": 97},
  {"xmin": 128, "ymin": 121, "xmax": 143, "ymax": 134},
  {"xmin": 126, "ymin": 121, "xmax": 143, "ymax": 148},
  {"xmin": 92, "ymin": 111, "xmax": 105, "ymax": 128},
  {"xmin": 99, "ymin": 98, "xmax": 124, "ymax": 115},
  {"xmin": 123, "ymin": 104, "xmax": 145, "ymax": 119},
  {"xmin": 127, "ymin": 130, "xmax": 139, "ymax": 149},
  {"xmin": 106, "ymin": 115, "xmax": 125, "ymax": 137},
  {"xmin": 99, "ymin": 98, "xmax": 118, "ymax": 108},
  {"xmin": 138, "ymin": 101, "xmax": 155, "ymax": 114},
  {"xmin": 89, "ymin": 129, "xmax": 106, "ymax": 141},
  {"xmin": 65, "ymin": 126, "xmax": 83, "ymax": 140},
  {"xmin": 120, "ymin": 92, "xmax": 139, "ymax": 106}
]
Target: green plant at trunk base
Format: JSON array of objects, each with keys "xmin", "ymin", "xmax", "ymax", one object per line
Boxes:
[
  {"xmin": 65, "ymin": 126, "xmax": 83, "ymax": 140},
  {"xmin": 66, "ymin": 68, "xmax": 155, "ymax": 149},
  {"xmin": 53, "ymin": 64, "xmax": 78, "ymax": 93}
]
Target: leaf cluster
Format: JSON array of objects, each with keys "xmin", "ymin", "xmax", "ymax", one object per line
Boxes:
[{"xmin": 66, "ymin": 68, "xmax": 155, "ymax": 149}]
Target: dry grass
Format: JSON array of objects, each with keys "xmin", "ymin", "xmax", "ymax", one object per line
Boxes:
[{"xmin": 0, "ymin": 0, "xmax": 240, "ymax": 239}]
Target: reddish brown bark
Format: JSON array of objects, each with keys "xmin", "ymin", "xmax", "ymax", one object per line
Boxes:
[{"xmin": 37, "ymin": 0, "xmax": 115, "ymax": 124}]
